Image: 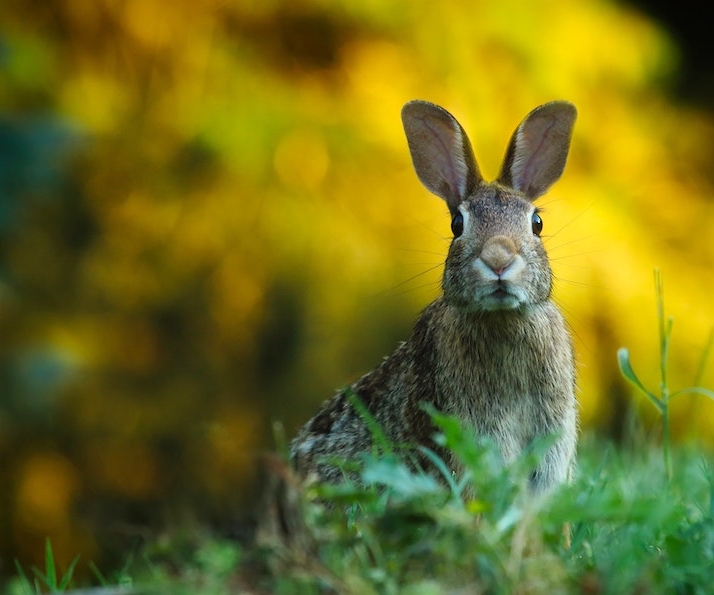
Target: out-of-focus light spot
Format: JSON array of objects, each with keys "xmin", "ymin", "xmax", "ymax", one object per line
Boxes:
[{"xmin": 14, "ymin": 454, "xmax": 80, "ymax": 533}]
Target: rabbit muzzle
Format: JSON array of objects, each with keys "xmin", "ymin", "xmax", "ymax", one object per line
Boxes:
[{"xmin": 474, "ymin": 235, "xmax": 527, "ymax": 310}]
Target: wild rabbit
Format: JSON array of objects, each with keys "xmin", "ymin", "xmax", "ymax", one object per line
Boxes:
[{"xmin": 291, "ymin": 100, "xmax": 578, "ymax": 493}]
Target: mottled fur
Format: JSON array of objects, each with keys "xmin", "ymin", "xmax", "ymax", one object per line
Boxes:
[{"xmin": 290, "ymin": 100, "xmax": 578, "ymax": 492}]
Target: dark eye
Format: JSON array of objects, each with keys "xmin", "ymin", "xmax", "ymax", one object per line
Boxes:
[
  {"xmin": 451, "ymin": 211, "xmax": 464, "ymax": 238},
  {"xmin": 531, "ymin": 211, "xmax": 543, "ymax": 236}
]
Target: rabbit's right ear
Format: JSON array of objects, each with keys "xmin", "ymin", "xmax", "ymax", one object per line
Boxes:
[{"xmin": 401, "ymin": 101, "xmax": 482, "ymax": 212}]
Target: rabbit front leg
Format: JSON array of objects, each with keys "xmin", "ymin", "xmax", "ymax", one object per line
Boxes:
[
  {"xmin": 528, "ymin": 422, "xmax": 577, "ymax": 550},
  {"xmin": 527, "ymin": 425, "xmax": 577, "ymax": 493}
]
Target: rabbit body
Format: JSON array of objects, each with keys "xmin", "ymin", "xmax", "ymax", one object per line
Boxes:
[{"xmin": 291, "ymin": 100, "xmax": 578, "ymax": 492}]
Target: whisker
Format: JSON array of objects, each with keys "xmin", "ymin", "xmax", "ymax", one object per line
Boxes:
[
  {"xmin": 549, "ymin": 248, "xmax": 606, "ymax": 263},
  {"xmin": 404, "ymin": 209, "xmax": 451, "ymax": 243},
  {"xmin": 397, "ymin": 248, "xmax": 448, "ymax": 258},
  {"xmin": 544, "ymin": 233, "xmax": 597, "ymax": 251},
  {"xmin": 549, "ymin": 203, "xmax": 597, "ymax": 239},
  {"xmin": 390, "ymin": 279, "xmax": 443, "ymax": 298},
  {"xmin": 373, "ymin": 263, "xmax": 443, "ymax": 298},
  {"xmin": 555, "ymin": 277, "xmax": 609, "ymax": 291}
]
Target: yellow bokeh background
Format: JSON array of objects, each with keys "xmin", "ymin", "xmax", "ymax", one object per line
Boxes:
[{"xmin": 1, "ymin": 0, "xmax": 714, "ymax": 580}]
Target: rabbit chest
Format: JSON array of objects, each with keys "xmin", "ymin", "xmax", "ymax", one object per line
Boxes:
[{"xmin": 433, "ymin": 300, "xmax": 575, "ymax": 465}]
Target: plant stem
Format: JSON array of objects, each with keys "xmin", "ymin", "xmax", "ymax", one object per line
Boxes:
[
  {"xmin": 661, "ymin": 405, "xmax": 671, "ymax": 482},
  {"xmin": 655, "ymin": 269, "xmax": 672, "ymax": 482}
]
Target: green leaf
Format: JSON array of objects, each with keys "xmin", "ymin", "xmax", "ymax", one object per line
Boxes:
[
  {"xmin": 671, "ymin": 386, "xmax": 714, "ymax": 401},
  {"xmin": 361, "ymin": 454, "xmax": 441, "ymax": 499},
  {"xmin": 617, "ymin": 348, "xmax": 663, "ymax": 411}
]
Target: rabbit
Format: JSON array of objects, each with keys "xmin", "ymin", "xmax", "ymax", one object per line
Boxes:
[{"xmin": 290, "ymin": 100, "xmax": 578, "ymax": 494}]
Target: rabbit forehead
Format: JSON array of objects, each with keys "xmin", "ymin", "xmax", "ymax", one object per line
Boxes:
[{"xmin": 461, "ymin": 184, "xmax": 534, "ymax": 224}]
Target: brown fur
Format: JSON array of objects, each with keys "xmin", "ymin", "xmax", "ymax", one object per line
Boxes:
[{"xmin": 290, "ymin": 100, "xmax": 578, "ymax": 493}]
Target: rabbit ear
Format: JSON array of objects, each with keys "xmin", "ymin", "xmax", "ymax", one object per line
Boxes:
[
  {"xmin": 497, "ymin": 101, "xmax": 576, "ymax": 200},
  {"xmin": 402, "ymin": 101, "xmax": 482, "ymax": 211}
]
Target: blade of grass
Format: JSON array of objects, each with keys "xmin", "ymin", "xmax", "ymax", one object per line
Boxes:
[
  {"xmin": 89, "ymin": 561, "xmax": 108, "ymax": 586},
  {"xmin": 417, "ymin": 445, "xmax": 461, "ymax": 498},
  {"xmin": 57, "ymin": 554, "xmax": 80, "ymax": 590},
  {"xmin": 693, "ymin": 328, "xmax": 714, "ymax": 388},
  {"xmin": 14, "ymin": 559, "xmax": 36, "ymax": 595},
  {"xmin": 346, "ymin": 390, "xmax": 394, "ymax": 456},
  {"xmin": 32, "ymin": 538, "xmax": 58, "ymax": 591}
]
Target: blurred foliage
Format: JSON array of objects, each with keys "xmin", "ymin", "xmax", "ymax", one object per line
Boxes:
[{"xmin": 1, "ymin": 0, "xmax": 714, "ymax": 583}]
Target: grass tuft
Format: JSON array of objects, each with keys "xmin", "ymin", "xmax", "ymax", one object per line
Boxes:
[{"xmin": 11, "ymin": 538, "xmax": 80, "ymax": 594}]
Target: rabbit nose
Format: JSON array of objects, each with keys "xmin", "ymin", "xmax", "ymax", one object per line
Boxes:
[{"xmin": 480, "ymin": 236, "xmax": 517, "ymax": 275}]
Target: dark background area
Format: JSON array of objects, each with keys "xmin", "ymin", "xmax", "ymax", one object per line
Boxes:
[{"xmin": 625, "ymin": 2, "xmax": 714, "ymax": 104}]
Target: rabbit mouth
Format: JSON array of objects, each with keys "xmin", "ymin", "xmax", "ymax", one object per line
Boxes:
[{"xmin": 480, "ymin": 284, "xmax": 524, "ymax": 310}]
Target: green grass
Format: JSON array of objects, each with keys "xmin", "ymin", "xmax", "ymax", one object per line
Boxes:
[
  {"xmin": 11, "ymin": 428, "xmax": 714, "ymax": 594},
  {"xmin": 247, "ymin": 429, "xmax": 714, "ymax": 595},
  {"xmin": 8, "ymin": 272, "xmax": 714, "ymax": 594},
  {"xmin": 11, "ymin": 538, "xmax": 79, "ymax": 594}
]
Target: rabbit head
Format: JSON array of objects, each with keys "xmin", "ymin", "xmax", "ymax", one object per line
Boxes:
[{"xmin": 401, "ymin": 101, "xmax": 576, "ymax": 313}]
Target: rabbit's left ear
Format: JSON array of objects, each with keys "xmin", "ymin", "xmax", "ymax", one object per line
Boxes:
[{"xmin": 498, "ymin": 101, "xmax": 576, "ymax": 200}]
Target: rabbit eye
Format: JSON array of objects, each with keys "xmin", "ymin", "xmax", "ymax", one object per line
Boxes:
[
  {"xmin": 531, "ymin": 211, "xmax": 543, "ymax": 236},
  {"xmin": 451, "ymin": 211, "xmax": 464, "ymax": 238}
]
